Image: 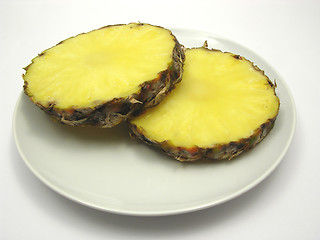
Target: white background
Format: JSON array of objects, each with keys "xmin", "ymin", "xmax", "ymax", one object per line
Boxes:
[{"xmin": 1, "ymin": 0, "xmax": 319, "ymax": 239}]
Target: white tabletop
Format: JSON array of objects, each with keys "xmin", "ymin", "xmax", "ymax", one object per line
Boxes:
[{"xmin": 1, "ymin": 0, "xmax": 319, "ymax": 239}]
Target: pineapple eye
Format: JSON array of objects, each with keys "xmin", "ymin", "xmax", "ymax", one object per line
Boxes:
[{"xmin": 233, "ymin": 55, "xmax": 242, "ymax": 60}]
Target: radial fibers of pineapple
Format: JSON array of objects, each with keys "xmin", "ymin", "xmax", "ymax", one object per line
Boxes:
[
  {"xmin": 131, "ymin": 48, "xmax": 280, "ymax": 148},
  {"xmin": 23, "ymin": 23, "xmax": 176, "ymax": 109}
]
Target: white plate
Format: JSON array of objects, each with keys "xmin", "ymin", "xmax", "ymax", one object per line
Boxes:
[{"xmin": 13, "ymin": 29, "xmax": 296, "ymax": 216}]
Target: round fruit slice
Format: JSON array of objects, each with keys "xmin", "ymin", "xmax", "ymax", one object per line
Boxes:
[
  {"xmin": 129, "ymin": 46, "xmax": 280, "ymax": 161},
  {"xmin": 23, "ymin": 23, "xmax": 184, "ymax": 127}
]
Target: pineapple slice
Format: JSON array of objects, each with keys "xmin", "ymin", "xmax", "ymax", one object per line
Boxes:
[
  {"xmin": 129, "ymin": 46, "xmax": 280, "ymax": 161},
  {"xmin": 23, "ymin": 23, "xmax": 184, "ymax": 127}
]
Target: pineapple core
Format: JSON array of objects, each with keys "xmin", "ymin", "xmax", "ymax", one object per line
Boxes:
[
  {"xmin": 131, "ymin": 48, "xmax": 280, "ymax": 148},
  {"xmin": 23, "ymin": 23, "xmax": 176, "ymax": 109}
]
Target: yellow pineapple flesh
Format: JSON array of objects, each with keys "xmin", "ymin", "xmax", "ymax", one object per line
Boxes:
[{"xmin": 129, "ymin": 47, "xmax": 280, "ymax": 161}]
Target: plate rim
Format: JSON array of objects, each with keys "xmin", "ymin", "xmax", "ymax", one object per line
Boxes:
[{"xmin": 12, "ymin": 28, "xmax": 296, "ymax": 216}]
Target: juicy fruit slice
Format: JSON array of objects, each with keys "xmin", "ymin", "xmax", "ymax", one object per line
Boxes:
[
  {"xmin": 23, "ymin": 23, "xmax": 184, "ymax": 127},
  {"xmin": 129, "ymin": 47, "xmax": 280, "ymax": 161}
]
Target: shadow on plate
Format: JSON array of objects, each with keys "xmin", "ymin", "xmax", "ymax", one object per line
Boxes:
[
  {"xmin": 20, "ymin": 93, "xmax": 132, "ymax": 144},
  {"xmin": 19, "ymin": 93, "xmax": 257, "ymax": 168}
]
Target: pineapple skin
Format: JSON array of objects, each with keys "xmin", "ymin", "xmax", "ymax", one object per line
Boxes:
[
  {"xmin": 128, "ymin": 49, "xmax": 280, "ymax": 162},
  {"xmin": 129, "ymin": 115, "xmax": 277, "ymax": 161},
  {"xmin": 23, "ymin": 23, "xmax": 185, "ymax": 128}
]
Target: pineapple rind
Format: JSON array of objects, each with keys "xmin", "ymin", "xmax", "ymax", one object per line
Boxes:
[
  {"xmin": 23, "ymin": 23, "xmax": 185, "ymax": 127},
  {"xmin": 129, "ymin": 116, "xmax": 276, "ymax": 161}
]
